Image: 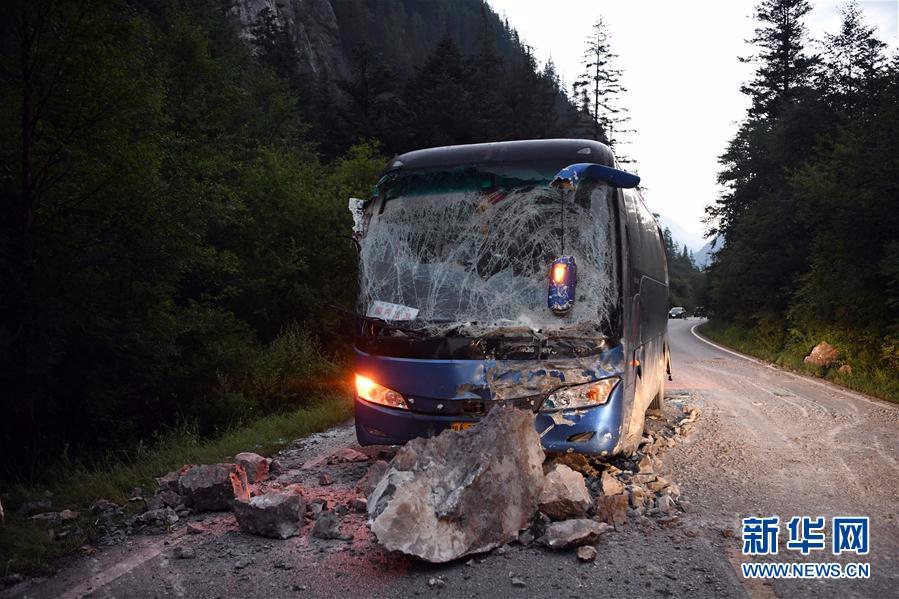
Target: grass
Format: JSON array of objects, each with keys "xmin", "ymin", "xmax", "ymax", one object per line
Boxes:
[
  {"xmin": 698, "ymin": 320, "xmax": 899, "ymax": 403},
  {"xmin": 0, "ymin": 392, "xmax": 352, "ymax": 577}
]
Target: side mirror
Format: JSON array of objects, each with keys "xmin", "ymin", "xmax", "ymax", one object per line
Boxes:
[{"xmin": 550, "ymin": 163, "xmax": 640, "ymax": 190}]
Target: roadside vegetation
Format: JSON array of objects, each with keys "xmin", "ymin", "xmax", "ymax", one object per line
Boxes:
[
  {"xmin": 704, "ymin": 0, "xmax": 898, "ymax": 397},
  {"xmin": 0, "ymin": 391, "xmax": 351, "ymax": 574},
  {"xmin": 700, "ymin": 320, "xmax": 899, "ymax": 403}
]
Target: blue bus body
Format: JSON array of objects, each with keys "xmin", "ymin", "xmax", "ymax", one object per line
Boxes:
[{"xmin": 351, "ymin": 139, "xmax": 668, "ymax": 456}]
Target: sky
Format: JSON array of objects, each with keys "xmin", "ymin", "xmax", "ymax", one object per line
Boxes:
[{"xmin": 486, "ymin": 0, "xmax": 899, "ymax": 244}]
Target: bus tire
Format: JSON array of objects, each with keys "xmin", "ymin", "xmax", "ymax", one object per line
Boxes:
[{"xmin": 649, "ymin": 376, "xmax": 664, "ymax": 410}]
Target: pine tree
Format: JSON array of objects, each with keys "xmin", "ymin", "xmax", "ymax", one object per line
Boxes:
[
  {"xmin": 572, "ymin": 17, "xmax": 629, "ymax": 149},
  {"xmin": 820, "ymin": 0, "xmax": 887, "ymax": 111},
  {"xmin": 708, "ymin": 0, "xmax": 821, "ymax": 319},
  {"xmin": 337, "ymin": 43, "xmax": 400, "ymax": 147},
  {"xmin": 740, "ymin": 0, "xmax": 816, "ymax": 118}
]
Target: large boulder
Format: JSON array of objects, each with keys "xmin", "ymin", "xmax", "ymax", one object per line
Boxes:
[
  {"xmin": 538, "ymin": 464, "xmax": 591, "ymax": 520},
  {"xmin": 235, "ymin": 452, "xmax": 270, "ymax": 483},
  {"xmin": 804, "ymin": 341, "xmax": 838, "ymax": 367},
  {"xmin": 368, "ymin": 405, "xmax": 545, "ymax": 563},
  {"xmin": 232, "ymin": 486, "xmax": 305, "ymax": 539},
  {"xmin": 180, "ymin": 464, "xmax": 249, "ymax": 511}
]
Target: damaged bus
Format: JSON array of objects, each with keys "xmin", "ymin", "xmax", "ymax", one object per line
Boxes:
[{"xmin": 349, "ymin": 139, "xmax": 668, "ymax": 455}]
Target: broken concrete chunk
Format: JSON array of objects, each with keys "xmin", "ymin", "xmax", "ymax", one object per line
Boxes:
[
  {"xmin": 592, "ymin": 494, "xmax": 628, "ymax": 526},
  {"xmin": 542, "ymin": 519, "xmax": 610, "ymax": 549},
  {"xmin": 235, "ymin": 452, "xmax": 270, "ymax": 483},
  {"xmin": 368, "ymin": 406, "xmax": 545, "ymax": 563},
  {"xmin": 600, "ymin": 471, "xmax": 625, "ymax": 496},
  {"xmin": 180, "ymin": 464, "xmax": 249, "ymax": 511},
  {"xmin": 233, "ymin": 486, "xmax": 305, "ymax": 539},
  {"xmin": 355, "ymin": 460, "xmax": 389, "ymax": 496},
  {"xmin": 538, "ymin": 464, "xmax": 591, "ymax": 520}
]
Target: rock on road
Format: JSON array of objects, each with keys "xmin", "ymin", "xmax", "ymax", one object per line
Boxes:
[{"xmin": 6, "ymin": 319, "xmax": 897, "ymax": 599}]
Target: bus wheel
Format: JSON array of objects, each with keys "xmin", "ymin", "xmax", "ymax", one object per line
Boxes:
[{"xmin": 620, "ymin": 405, "xmax": 647, "ymax": 455}]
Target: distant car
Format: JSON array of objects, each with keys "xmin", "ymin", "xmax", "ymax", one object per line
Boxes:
[
  {"xmin": 693, "ymin": 306, "xmax": 707, "ymax": 318},
  {"xmin": 668, "ymin": 307, "xmax": 687, "ymax": 319}
]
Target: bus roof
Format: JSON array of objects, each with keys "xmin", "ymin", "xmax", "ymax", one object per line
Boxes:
[{"xmin": 385, "ymin": 139, "xmax": 615, "ymax": 172}]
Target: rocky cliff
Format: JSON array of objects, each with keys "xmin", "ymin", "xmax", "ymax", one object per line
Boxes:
[{"xmin": 234, "ymin": 0, "xmax": 349, "ymax": 80}]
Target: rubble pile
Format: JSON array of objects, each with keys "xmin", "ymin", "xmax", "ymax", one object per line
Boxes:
[{"xmin": 4, "ymin": 398, "xmax": 701, "ymax": 587}]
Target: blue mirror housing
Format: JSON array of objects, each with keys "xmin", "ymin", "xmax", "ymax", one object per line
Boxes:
[{"xmin": 550, "ymin": 162, "xmax": 640, "ymax": 190}]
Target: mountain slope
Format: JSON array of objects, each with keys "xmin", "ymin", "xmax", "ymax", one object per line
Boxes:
[
  {"xmin": 657, "ymin": 214, "xmax": 706, "ymax": 253},
  {"xmin": 693, "ymin": 236, "xmax": 724, "ymax": 268}
]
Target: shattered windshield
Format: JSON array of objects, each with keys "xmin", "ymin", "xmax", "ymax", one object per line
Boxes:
[{"xmin": 358, "ymin": 163, "xmax": 620, "ymax": 337}]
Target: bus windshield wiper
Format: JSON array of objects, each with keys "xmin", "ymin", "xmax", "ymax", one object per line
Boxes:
[{"xmin": 331, "ymin": 305, "xmax": 428, "ymax": 338}]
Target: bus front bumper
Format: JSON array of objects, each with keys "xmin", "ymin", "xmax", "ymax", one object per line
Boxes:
[{"xmin": 355, "ymin": 381, "xmax": 626, "ymax": 455}]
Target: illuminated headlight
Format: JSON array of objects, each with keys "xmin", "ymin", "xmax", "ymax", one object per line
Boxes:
[
  {"xmin": 541, "ymin": 377, "xmax": 619, "ymax": 411},
  {"xmin": 355, "ymin": 374, "xmax": 408, "ymax": 410}
]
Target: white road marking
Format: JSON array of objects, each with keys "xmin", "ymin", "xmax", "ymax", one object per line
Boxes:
[
  {"xmin": 56, "ymin": 536, "xmax": 186, "ymax": 599},
  {"xmin": 689, "ymin": 322, "xmax": 896, "ymax": 411}
]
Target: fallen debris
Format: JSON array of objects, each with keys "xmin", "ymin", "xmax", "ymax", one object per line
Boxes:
[
  {"xmin": 235, "ymin": 452, "xmax": 270, "ymax": 483},
  {"xmin": 134, "ymin": 507, "xmax": 178, "ymax": 527},
  {"xmin": 328, "ymin": 447, "xmax": 370, "ymax": 464},
  {"xmin": 368, "ymin": 405, "xmax": 545, "ymax": 563},
  {"xmin": 542, "ymin": 519, "xmax": 610, "ymax": 549},
  {"xmin": 600, "ymin": 471, "xmax": 625, "ymax": 496},
  {"xmin": 804, "ymin": 341, "xmax": 838, "ymax": 367},
  {"xmin": 355, "ymin": 460, "xmax": 388, "ymax": 495},
  {"xmin": 312, "ymin": 511, "xmax": 343, "ymax": 540},
  {"xmin": 180, "ymin": 464, "xmax": 249, "ymax": 511},
  {"xmin": 577, "ymin": 545, "xmax": 598, "ymax": 562},
  {"xmin": 538, "ymin": 464, "xmax": 591, "ymax": 520},
  {"xmin": 232, "ymin": 486, "xmax": 306, "ymax": 539},
  {"xmin": 591, "ymin": 494, "xmax": 628, "ymax": 526}
]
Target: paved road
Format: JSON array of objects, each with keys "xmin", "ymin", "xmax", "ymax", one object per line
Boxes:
[{"xmin": 7, "ymin": 319, "xmax": 898, "ymax": 598}]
